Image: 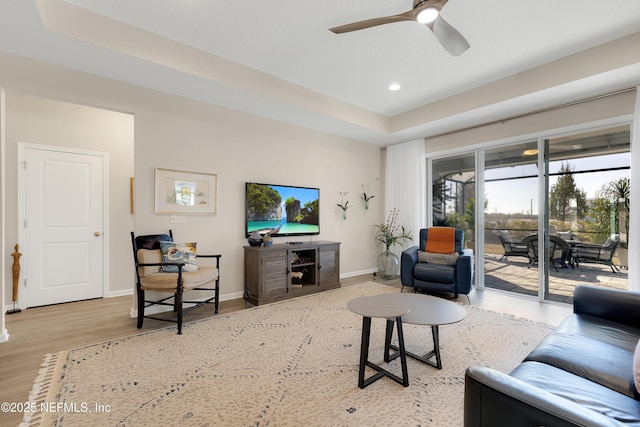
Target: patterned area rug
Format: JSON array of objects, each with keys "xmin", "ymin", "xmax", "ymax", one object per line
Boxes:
[{"xmin": 23, "ymin": 282, "xmax": 552, "ymax": 426}]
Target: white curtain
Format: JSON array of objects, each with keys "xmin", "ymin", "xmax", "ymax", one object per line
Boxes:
[
  {"xmin": 628, "ymin": 87, "xmax": 640, "ymax": 291},
  {"xmin": 384, "ymin": 139, "xmax": 426, "ymax": 257}
]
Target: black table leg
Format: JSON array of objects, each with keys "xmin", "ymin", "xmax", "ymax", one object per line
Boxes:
[
  {"xmin": 386, "ymin": 322, "xmax": 443, "ymax": 370},
  {"xmin": 358, "ymin": 316, "xmax": 372, "ymax": 388},
  {"xmin": 396, "ymin": 316, "xmax": 409, "ymax": 385},
  {"xmin": 357, "ymin": 316, "xmax": 409, "ymax": 388}
]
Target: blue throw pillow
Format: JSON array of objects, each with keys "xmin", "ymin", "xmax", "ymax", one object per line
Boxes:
[{"xmin": 159, "ymin": 241, "xmax": 198, "ymax": 273}]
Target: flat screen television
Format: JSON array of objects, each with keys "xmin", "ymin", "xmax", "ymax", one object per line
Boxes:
[{"xmin": 245, "ymin": 182, "xmax": 320, "ymax": 237}]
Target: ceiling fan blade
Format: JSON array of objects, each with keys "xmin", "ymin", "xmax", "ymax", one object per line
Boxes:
[
  {"xmin": 330, "ymin": 10, "xmax": 416, "ymax": 34},
  {"xmin": 427, "ymin": 15, "xmax": 469, "ymax": 56}
]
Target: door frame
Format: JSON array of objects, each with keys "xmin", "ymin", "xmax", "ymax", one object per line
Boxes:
[{"xmin": 17, "ymin": 142, "xmax": 109, "ymax": 309}]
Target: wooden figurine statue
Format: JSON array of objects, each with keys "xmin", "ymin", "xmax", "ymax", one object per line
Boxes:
[{"xmin": 8, "ymin": 244, "xmax": 22, "ymax": 314}]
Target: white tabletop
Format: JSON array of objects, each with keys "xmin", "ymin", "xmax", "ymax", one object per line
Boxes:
[
  {"xmin": 347, "ymin": 294, "xmax": 411, "ymax": 319},
  {"xmin": 380, "ymin": 293, "xmax": 467, "ymax": 325}
]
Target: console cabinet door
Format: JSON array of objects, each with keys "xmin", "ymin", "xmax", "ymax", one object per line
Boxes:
[
  {"xmin": 260, "ymin": 250, "xmax": 288, "ymax": 300},
  {"xmin": 319, "ymin": 244, "xmax": 340, "ymax": 288}
]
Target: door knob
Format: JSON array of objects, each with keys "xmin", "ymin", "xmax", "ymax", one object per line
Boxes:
[{"xmin": 95, "ymin": 232, "xmax": 101, "ymax": 237}]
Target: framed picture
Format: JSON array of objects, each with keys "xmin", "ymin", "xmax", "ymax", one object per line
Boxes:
[{"xmin": 155, "ymin": 168, "xmax": 218, "ymax": 215}]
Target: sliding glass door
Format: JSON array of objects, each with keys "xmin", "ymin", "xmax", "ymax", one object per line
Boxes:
[
  {"xmin": 544, "ymin": 125, "xmax": 630, "ymax": 301},
  {"xmin": 483, "ymin": 141, "xmax": 540, "ymax": 297},
  {"xmin": 430, "ymin": 123, "xmax": 631, "ymax": 302},
  {"xmin": 431, "ymin": 153, "xmax": 475, "ymax": 250}
]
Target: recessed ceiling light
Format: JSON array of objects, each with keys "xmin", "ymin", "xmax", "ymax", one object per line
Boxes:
[
  {"xmin": 523, "ymin": 149, "xmax": 538, "ymax": 156},
  {"xmin": 388, "ymin": 83, "xmax": 401, "ymax": 91}
]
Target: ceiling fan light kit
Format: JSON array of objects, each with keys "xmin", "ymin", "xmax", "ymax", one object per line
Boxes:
[
  {"xmin": 416, "ymin": 7, "xmax": 439, "ymax": 24},
  {"xmin": 329, "ymin": 0, "xmax": 469, "ymax": 56}
]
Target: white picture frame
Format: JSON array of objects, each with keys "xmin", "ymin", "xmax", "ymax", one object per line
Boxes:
[{"xmin": 154, "ymin": 168, "xmax": 217, "ymax": 215}]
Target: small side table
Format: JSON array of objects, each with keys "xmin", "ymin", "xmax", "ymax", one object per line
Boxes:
[
  {"xmin": 383, "ymin": 293, "xmax": 467, "ymax": 369},
  {"xmin": 347, "ymin": 294, "xmax": 411, "ymax": 388}
]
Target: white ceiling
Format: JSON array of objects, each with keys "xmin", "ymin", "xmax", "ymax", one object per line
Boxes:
[{"xmin": 1, "ymin": 0, "xmax": 640, "ymax": 145}]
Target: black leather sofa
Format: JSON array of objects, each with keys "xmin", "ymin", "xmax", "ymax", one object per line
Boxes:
[{"xmin": 464, "ymin": 285, "xmax": 640, "ymax": 426}]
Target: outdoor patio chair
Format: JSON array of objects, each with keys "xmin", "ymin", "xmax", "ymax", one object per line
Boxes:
[
  {"xmin": 521, "ymin": 234, "xmax": 570, "ymax": 272},
  {"xmin": 495, "ymin": 230, "xmax": 530, "ymax": 262},
  {"xmin": 573, "ymin": 235, "xmax": 620, "ymax": 273},
  {"xmin": 131, "ymin": 230, "xmax": 221, "ymax": 334}
]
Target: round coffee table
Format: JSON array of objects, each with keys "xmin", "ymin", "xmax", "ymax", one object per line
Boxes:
[
  {"xmin": 347, "ymin": 294, "xmax": 411, "ymax": 388},
  {"xmin": 383, "ymin": 293, "xmax": 467, "ymax": 369}
]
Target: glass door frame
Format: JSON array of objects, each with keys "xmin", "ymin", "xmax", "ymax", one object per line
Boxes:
[{"xmin": 427, "ymin": 117, "xmax": 634, "ymax": 302}]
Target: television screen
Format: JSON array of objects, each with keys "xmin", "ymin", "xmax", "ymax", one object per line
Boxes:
[{"xmin": 246, "ymin": 182, "xmax": 320, "ymax": 237}]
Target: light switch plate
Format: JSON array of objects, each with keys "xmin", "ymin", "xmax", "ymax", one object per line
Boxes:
[{"xmin": 170, "ymin": 215, "xmax": 186, "ymax": 224}]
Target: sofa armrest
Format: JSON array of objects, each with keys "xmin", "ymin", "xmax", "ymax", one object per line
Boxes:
[
  {"xmin": 574, "ymin": 284, "xmax": 640, "ymax": 327},
  {"xmin": 464, "ymin": 366, "xmax": 622, "ymax": 427},
  {"xmin": 400, "ymin": 246, "xmax": 419, "ymax": 286}
]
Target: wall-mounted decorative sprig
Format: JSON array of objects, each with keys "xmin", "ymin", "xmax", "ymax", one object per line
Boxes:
[
  {"xmin": 337, "ymin": 192, "xmax": 350, "ymax": 220},
  {"xmin": 361, "ymin": 177, "xmax": 379, "ymax": 210}
]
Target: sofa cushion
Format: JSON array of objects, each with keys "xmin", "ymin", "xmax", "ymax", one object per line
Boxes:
[
  {"xmin": 524, "ymin": 332, "xmax": 637, "ymax": 398},
  {"xmin": 511, "ymin": 361, "xmax": 640, "ymax": 424},
  {"xmin": 413, "ymin": 262, "xmax": 455, "ymax": 284},
  {"xmin": 159, "ymin": 241, "xmax": 198, "ymax": 272},
  {"xmin": 556, "ymin": 314, "xmax": 640, "ymax": 353}
]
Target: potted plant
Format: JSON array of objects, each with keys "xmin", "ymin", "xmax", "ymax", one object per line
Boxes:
[{"xmin": 373, "ymin": 208, "xmax": 413, "ymax": 279}]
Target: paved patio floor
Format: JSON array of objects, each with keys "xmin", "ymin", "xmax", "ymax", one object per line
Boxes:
[{"xmin": 483, "ymin": 253, "xmax": 628, "ymax": 304}]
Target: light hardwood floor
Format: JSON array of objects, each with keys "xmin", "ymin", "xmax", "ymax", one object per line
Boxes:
[{"xmin": 0, "ymin": 275, "xmax": 571, "ymax": 425}]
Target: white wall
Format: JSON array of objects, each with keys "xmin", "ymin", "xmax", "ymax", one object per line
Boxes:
[
  {"xmin": 133, "ymin": 104, "xmax": 384, "ymax": 300},
  {"xmin": 0, "ymin": 73, "xmax": 385, "ymax": 318},
  {"xmin": 3, "ymin": 92, "xmax": 135, "ymax": 306}
]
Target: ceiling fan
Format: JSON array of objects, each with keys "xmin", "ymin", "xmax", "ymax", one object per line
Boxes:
[{"xmin": 329, "ymin": 0, "xmax": 469, "ymax": 56}]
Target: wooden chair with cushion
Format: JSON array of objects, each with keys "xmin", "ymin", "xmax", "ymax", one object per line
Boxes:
[{"xmin": 131, "ymin": 230, "xmax": 221, "ymax": 334}]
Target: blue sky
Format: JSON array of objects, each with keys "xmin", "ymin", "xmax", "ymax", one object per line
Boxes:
[{"xmin": 485, "ymin": 153, "xmax": 630, "ymax": 215}]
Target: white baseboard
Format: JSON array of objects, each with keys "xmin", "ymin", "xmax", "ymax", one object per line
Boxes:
[
  {"xmin": 107, "ymin": 289, "xmax": 133, "ymax": 298},
  {"xmin": 341, "ymin": 268, "xmax": 377, "ymax": 279},
  {"xmin": 0, "ymin": 329, "xmax": 9, "ymax": 342}
]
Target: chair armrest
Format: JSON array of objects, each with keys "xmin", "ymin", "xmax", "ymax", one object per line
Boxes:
[
  {"xmin": 573, "ymin": 285, "xmax": 640, "ymax": 326},
  {"xmin": 136, "ymin": 262, "xmax": 185, "ymax": 268},
  {"xmin": 198, "ymin": 254, "xmax": 222, "ymax": 267},
  {"xmin": 574, "ymin": 243, "xmax": 601, "ymax": 249},
  {"xmin": 400, "ymin": 246, "xmax": 419, "ymax": 286},
  {"xmin": 454, "ymin": 253, "xmax": 473, "ymax": 293},
  {"xmin": 464, "ymin": 366, "xmax": 621, "ymax": 427}
]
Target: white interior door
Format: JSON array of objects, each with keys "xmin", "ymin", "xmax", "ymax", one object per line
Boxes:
[{"xmin": 24, "ymin": 147, "xmax": 105, "ymax": 307}]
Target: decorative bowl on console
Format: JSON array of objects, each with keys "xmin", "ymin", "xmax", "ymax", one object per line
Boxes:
[{"xmin": 248, "ymin": 230, "xmax": 264, "ymax": 246}]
